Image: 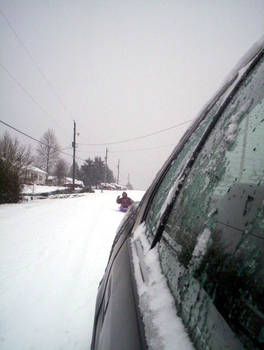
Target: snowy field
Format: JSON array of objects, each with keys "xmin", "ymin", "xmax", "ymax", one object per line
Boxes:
[
  {"xmin": 0, "ymin": 190, "xmax": 144, "ymax": 350},
  {"xmin": 22, "ymin": 184, "xmax": 66, "ymax": 194}
]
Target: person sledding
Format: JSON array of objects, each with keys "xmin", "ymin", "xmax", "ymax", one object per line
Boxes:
[{"xmin": 116, "ymin": 192, "xmax": 133, "ymax": 212}]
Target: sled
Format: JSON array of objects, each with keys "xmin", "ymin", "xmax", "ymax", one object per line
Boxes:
[{"xmin": 119, "ymin": 207, "xmax": 128, "ymax": 213}]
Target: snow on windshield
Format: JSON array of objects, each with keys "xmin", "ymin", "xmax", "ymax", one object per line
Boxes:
[
  {"xmin": 188, "ymin": 228, "xmax": 211, "ymax": 274},
  {"xmin": 224, "ymin": 98, "xmax": 253, "ymax": 145},
  {"xmin": 131, "ymin": 224, "xmax": 194, "ymax": 350}
]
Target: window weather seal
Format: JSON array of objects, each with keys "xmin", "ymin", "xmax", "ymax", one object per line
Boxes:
[
  {"xmin": 141, "ymin": 65, "xmax": 240, "ymax": 223},
  {"xmin": 150, "ymin": 49, "xmax": 264, "ymax": 249}
]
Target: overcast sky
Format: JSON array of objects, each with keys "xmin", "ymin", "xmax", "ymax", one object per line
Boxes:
[{"xmin": 0, "ymin": 0, "xmax": 263, "ymax": 190}]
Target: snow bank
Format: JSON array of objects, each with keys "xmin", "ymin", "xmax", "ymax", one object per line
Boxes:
[{"xmin": 131, "ymin": 224, "xmax": 194, "ymax": 350}]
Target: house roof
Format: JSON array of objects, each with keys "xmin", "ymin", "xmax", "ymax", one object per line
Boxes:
[{"xmin": 27, "ymin": 166, "xmax": 47, "ymax": 174}]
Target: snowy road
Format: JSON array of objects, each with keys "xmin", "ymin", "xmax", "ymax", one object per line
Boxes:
[{"xmin": 0, "ymin": 190, "xmax": 144, "ymax": 350}]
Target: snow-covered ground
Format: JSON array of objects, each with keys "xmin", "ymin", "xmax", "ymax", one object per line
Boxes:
[
  {"xmin": 22, "ymin": 184, "xmax": 66, "ymax": 194},
  {"xmin": 0, "ymin": 190, "xmax": 144, "ymax": 350}
]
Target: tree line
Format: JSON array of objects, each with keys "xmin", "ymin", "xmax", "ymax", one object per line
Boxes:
[{"xmin": 0, "ymin": 129, "xmax": 115, "ymax": 203}]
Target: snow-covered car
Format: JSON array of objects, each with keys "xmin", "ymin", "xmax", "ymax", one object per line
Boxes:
[{"xmin": 91, "ymin": 38, "xmax": 264, "ymax": 350}]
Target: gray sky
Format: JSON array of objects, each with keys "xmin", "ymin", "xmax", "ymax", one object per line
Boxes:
[{"xmin": 1, "ymin": 0, "xmax": 263, "ymax": 190}]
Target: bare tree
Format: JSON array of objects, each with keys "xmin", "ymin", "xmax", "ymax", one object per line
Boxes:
[
  {"xmin": 54, "ymin": 158, "xmax": 68, "ymax": 185},
  {"xmin": 0, "ymin": 132, "xmax": 32, "ymax": 174},
  {"xmin": 36, "ymin": 129, "xmax": 60, "ymax": 178}
]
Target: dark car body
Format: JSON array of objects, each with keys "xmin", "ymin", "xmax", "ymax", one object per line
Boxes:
[{"xmin": 91, "ymin": 38, "xmax": 264, "ymax": 350}]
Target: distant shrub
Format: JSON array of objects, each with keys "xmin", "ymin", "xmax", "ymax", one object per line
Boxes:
[
  {"xmin": 0, "ymin": 158, "xmax": 21, "ymax": 204},
  {"xmin": 79, "ymin": 186, "xmax": 94, "ymax": 193},
  {"xmin": 0, "ymin": 132, "xmax": 33, "ymax": 204}
]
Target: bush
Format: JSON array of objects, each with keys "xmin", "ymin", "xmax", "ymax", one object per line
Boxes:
[
  {"xmin": 79, "ymin": 186, "xmax": 94, "ymax": 193},
  {"xmin": 0, "ymin": 158, "xmax": 21, "ymax": 204}
]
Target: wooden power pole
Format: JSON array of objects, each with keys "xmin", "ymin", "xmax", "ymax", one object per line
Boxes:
[
  {"xmin": 104, "ymin": 147, "xmax": 108, "ymax": 184},
  {"xmin": 72, "ymin": 120, "xmax": 76, "ymax": 189},
  {"xmin": 117, "ymin": 159, "xmax": 120, "ymax": 184}
]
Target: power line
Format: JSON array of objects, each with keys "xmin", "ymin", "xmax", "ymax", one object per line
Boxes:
[
  {"xmin": 0, "ymin": 6, "xmax": 193, "ymax": 148},
  {"xmin": 79, "ymin": 119, "xmax": 193, "ymax": 146},
  {"xmin": 0, "ymin": 117, "xmax": 189, "ymax": 168},
  {"xmin": 0, "ymin": 118, "xmax": 178, "ymax": 171},
  {"xmin": 0, "ymin": 62, "xmax": 64, "ymax": 130},
  {"xmin": 109, "ymin": 143, "xmax": 175, "ymax": 153},
  {"xmin": 0, "ymin": 119, "xmax": 86, "ymax": 162},
  {"xmin": 0, "ymin": 119, "xmax": 47, "ymax": 146},
  {"xmin": 0, "ymin": 7, "xmax": 73, "ymax": 121}
]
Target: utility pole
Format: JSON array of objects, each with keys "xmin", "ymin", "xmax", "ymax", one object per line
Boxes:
[
  {"xmin": 104, "ymin": 147, "xmax": 108, "ymax": 184},
  {"xmin": 126, "ymin": 173, "xmax": 132, "ymax": 190},
  {"xmin": 72, "ymin": 120, "xmax": 76, "ymax": 189},
  {"xmin": 117, "ymin": 159, "xmax": 120, "ymax": 184}
]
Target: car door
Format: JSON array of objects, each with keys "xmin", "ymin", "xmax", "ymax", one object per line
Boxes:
[
  {"xmin": 142, "ymin": 50, "xmax": 264, "ymax": 349},
  {"xmin": 91, "ymin": 203, "xmax": 147, "ymax": 350}
]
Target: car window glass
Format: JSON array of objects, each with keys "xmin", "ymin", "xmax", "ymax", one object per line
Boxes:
[
  {"xmin": 144, "ymin": 102, "xmax": 221, "ymax": 238},
  {"xmin": 162, "ymin": 54, "xmax": 264, "ymax": 349}
]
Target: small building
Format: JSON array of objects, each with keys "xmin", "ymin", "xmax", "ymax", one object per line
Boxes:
[
  {"xmin": 47, "ymin": 176, "xmax": 84, "ymax": 188},
  {"xmin": 47, "ymin": 175, "xmax": 57, "ymax": 186},
  {"xmin": 22, "ymin": 166, "xmax": 47, "ymax": 185},
  {"xmin": 63, "ymin": 177, "xmax": 84, "ymax": 188}
]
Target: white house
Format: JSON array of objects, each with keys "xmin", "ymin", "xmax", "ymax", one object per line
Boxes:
[{"xmin": 22, "ymin": 166, "xmax": 47, "ymax": 185}]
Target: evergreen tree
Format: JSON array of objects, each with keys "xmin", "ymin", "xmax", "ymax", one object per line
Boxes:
[
  {"xmin": 94, "ymin": 157, "xmax": 105, "ymax": 184},
  {"xmin": 0, "ymin": 132, "xmax": 32, "ymax": 203},
  {"xmin": 80, "ymin": 156, "xmax": 115, "ymax": 187},
  {"xmin": 0, "ymin": 158, "xmax": 20, "ymax": 203},
  {"xmin": 105, "ymin": 166, "xmax": 115, "ymax": 184},
  {"xmin": 80, "ymin": 158, "xmax": 94, "ymax": 186}
]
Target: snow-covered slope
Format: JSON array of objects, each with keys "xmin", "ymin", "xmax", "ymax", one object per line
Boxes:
[{"xmin": 0, "ymin": 190, "xmax": 144, "ymax": 350}]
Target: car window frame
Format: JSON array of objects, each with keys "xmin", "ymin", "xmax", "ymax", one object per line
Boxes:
[
  {"xmin": 132, "ymin": 73, "xmax": 238, "ymax": 231},
  {"xmin": 156, "ymin": 51, "xmax": 264, "ymax": 350},
  {"xmin": 140, "ymin": 49, "xmax": 264, "ymax": 249}
]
